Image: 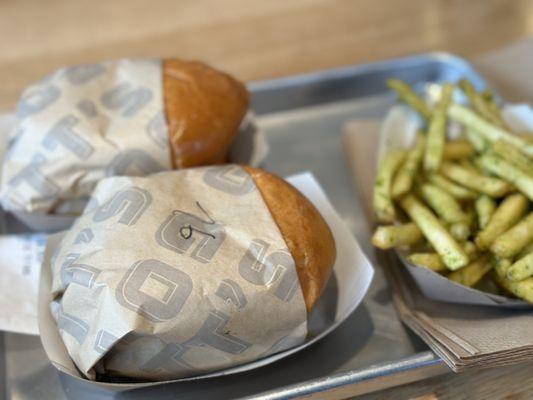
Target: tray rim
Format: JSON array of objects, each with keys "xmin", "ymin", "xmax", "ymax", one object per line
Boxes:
[
  {"xmin": 248, "ymin": 51, "xmax": 483, "ymax": 94},
  {"xmin": 239, "ymin": 351, "xmax": 447, "ymax": 400}
]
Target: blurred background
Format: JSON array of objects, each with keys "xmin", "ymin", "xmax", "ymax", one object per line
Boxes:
[{"xmin": 0, "ymin": 0, "xmax": 532, "ymax": 111}]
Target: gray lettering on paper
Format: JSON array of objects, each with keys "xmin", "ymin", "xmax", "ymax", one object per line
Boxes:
[
  {"xmin": 93, "ymin": 187, "xmax": 152, "ymax": 225},
  {"xmin": 41, "ymin": 115, "xmax": 94, "ymax": 159},
  {"xmin": 215, "ymin": 279, "xmax": 247, "ymax": 309},
  {"xmin": 17, "ymin": 85, "xmax": 60, "ymax": 118},
  {"xmin": 116, "ymin": 259, "xmax": 193, "ymax": 322},
  {"xmin": 76, "ymin": 99, "xmax": 98, "ymax": 118},
  {"xmin": 94, "ymin": 330, "xmax": 119, "ymax": 354},
  {"xmin": 202, "ymin": 166, "xmax": 255, "ymax": 196},
  {"xmin": 238, "ymin": 240, "xmax": 298, "ymax": 302},
  {"xmin": 7, "ymin": 154, "xmax": 59, "ymax": 197},
  {"xmin": 57, "ymin": 308, "xmax": 89, "ymax": 345},
  {"xmin": 146, "ymin": 110, "xmax": 168, "ymax": 149},
  {"xmin": 60, "ymin": 253, "xmax": 101, "ymax": 289},
  {"xmin": 139, "ymin": 342, "xmax": 194, "ymax": 375},
  {"xmin": 64, "ymin": 64, "xmax": 105, "ymax": 85},
  {"xmin": 100, "ymin": 83, "xmax": 153, "ymax": 117},
  {"xmin": 74, "ymin": 228, "xmax": 94, "ymax": 244},
  {"xmin": 106, "ymin": 150, "xmax": 164, "ymax": 176},
  {"xmin": 184, "ymin": 310, "xmax": 252, "ymax": 354}
]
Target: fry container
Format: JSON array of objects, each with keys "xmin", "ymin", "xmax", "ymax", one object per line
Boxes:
[{"xmin": 379, "ymin": 102, "xmax": 532, "ymax": 308}]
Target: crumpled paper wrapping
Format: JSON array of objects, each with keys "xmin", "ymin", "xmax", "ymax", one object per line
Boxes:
[
  {"xmin": 48, "ymin": 165, "xmax": 308, "ymax": 381},
  {"xmin": 0, "ymin": 58, "xmax": 170, "ymax": 215},
  {"xmin": 379, "ymin": 101, "xmax": 533, "ymax": 307},
  {"xmin": 0, "ymin": 58, "xmax": 262, "ymax": 221}
]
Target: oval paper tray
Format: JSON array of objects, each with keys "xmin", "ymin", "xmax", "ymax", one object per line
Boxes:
[
  {"xmin": 398, "ymin": 252, "xmax": 530, "ymax": 309},
  {"xmin": 37, "ymin": 172, "xmax": 374, "ymax": 390}
]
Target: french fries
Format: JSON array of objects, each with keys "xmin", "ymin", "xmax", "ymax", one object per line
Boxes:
[
  {"xmin": 491, "ymin": 140, "xmax": 533, "ymax": 174},
  {"xmin": 448, "ymin": 103, "xmax": 533, "ymax": 156},
  {"xmin": 371, "ymin": 223, "xmax": 423, "ymax": 249},
  {"xmin": 372, "ymin": 78, "xmax": 533, "ymax": 303},
  {"xmin": 399, "ymin": 195, "xmax": 469, "ymax": 270},
  {"xmin": 477, "ymin": 154, "xmax": 533, "ymax": 201},
  {"xmin": 464, "ymin": 127, "xmax": 489, "ymax": 152},
  {"xmin": 492, "ymin": 256, "xmax": 512, "ymax": 278},
  {"xmin": 440, "ymin": 162, "xmax": 511, "ymax": 198},
  {"xmin": 427, "ymin": 173, "xmax": 478, "ymax": 200},
  {"xmin": 492, "ymin": 257, "xmax": 533, "ymax": 303},
  {"xmin": 418, "ymin": 183, "xmax": 471, "ymax": 240},
  {"xmin": 387, "ymin": 79, "xmax": 432, "ymax": 120},
  {"xmin": 475, "ymin": 194, "xmax": 528, "ymax": 250},
  {"xmin": 392, "ymin": 134, "xmax": 425, "ymax": 198},
  {"xmin": 519, "ymin": 132, "xmax": 533, "ymax": 143},
  {"xmin": 491, "ymin": 213, "xmax": 533, "ymax": 259},
  {"xmin": 450, "ymin": 222, "xmax": 471, "ymax": 241},
  {"xmin": 458, "ymin": 158, "xmax": 478, "ymax": 173},
  {"xmin": 448, "ymin": 254, "xmax": 491, "ymax": 287},
  {"xmin": 494, "ymin": 274, "xmax": 533, "ymax": 303},
  {"xmin": 407, "ymin": 253, "xmax": 446, "ymax": 272},
  {"xmin": 458, "ymin": 79, "xmax": 504, "ymax": 127},
  {"xmin": 373, "ymin": 150, "xmax": 406, "ymax": 223},
  {"xmin": 463, "ymin": 241, "xmax": 479, "ymax": 259},
  {"xmin": 419, "ymin": 184, "xmax": 469, "ymax": 224},
  {"xmin": 475, "ymin": 195, "xmax": 496, "ymax": 230},
  {"xmin": 506, "ymin": 252, "xmax": 533, "ymax": 282},
  {"xmin": 407, "ymin": 242, "xmax": 478, "ymax": 272},
  {"xmin": 424, "ymin": 84, "xmax": 453, "ymax": 171},
  {"xmin": 442, "ymin": 140, "xmax": 475, "ymax": 160},
  {"xmin": 519, "ymin": 242, "xmax": 533, "ymax": 259},
  {"xmin": 481, "ymin": 90, "xmax": 509, "ymax": 129}
]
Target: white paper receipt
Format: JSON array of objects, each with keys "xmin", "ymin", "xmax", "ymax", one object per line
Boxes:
[{"xmin": 0, "ymin": 234, "xmax": 46, "ymax": 335}]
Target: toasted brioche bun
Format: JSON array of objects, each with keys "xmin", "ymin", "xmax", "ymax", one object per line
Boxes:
[
  {"xmin": 243, "ymin": 166, "xmax": 337, "ymax": 312},
  {"xmin": 163, "ymin": 59, "xmax": 249, "ymax": 169}
]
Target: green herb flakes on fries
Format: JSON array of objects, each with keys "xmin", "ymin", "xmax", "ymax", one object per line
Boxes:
[
  {"xmin": 373, "ymin": 78, "xmax": 533, "ymax": 303},
  {"xmin": 407, "ymin": 253, "xmax": 446, "ymax": 272},
  {"xmin": 387, "ymin": 79, "xmax": 432, "ymax": 120},
  {"xmin": 506, "ymin": 252, "xmax": 533, "ymax": 282},
  {"xmin": 373, "ymin": 150, "xmax": 407, "ymax": 223},
  {"xmin": 427, "ymin": 173, "xmax": 478, "ymax": 199},
  {"xmin": 392, "ymin": 133, "xmax": 425, "ymax": 199},
  {"xmin": 400, "ymin": 195, "xmax": 469, "ymax": 270},
  {"xmin": 371, "ymin": 223, "xmax": 423, "ymax": 249},
  {"xmin": 424, "ymin": 84, "xmax": 453, "ymax": 172}
]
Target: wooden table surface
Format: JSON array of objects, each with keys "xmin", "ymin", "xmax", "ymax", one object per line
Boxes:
[
  {"xmin": 1, "ymin": 0, "xmax": 533, "ymax": 111},
  {"xmin": 1, "ymin": 0, "xmax": 533, "ymax": 399}
]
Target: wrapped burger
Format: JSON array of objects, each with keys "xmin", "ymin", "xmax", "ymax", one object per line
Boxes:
[
  {"xmin": 48, "ymin": 165, "xmax": 336, "ymax": 381},
  {"xmin": 0, "ymin": 58, "xmax": 251, "ymax": 217}
]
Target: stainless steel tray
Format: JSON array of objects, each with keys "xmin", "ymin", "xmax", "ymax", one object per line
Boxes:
[{"xmin": 1, "ymin": 52, "xmax": 488, "ymax": 399}]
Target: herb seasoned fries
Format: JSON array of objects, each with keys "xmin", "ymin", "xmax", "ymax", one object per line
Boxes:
[{"xmin": 373, "ymin": 78, "xmax": 533, "ymax": 303}]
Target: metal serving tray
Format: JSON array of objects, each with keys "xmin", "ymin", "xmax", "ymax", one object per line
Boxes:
[{"xmin": 1, "ymin": 52, "xmax": 488, "ymax": 399}]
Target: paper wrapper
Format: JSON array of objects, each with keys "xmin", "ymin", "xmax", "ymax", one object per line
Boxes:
[
  {"xmin": 380, "ymin": 102, "xmax": 533, "ymax": 308},
  {"xmin": 47, "ymin": 165, "xmax": 308, "ymax": 380},
  {"xmin": 0, "ymin": 59, "xmax": 268, "ymax": 231},
  {"xmin": 38, "ymin": 171, "xmax": 374, "ymax": 388}
]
